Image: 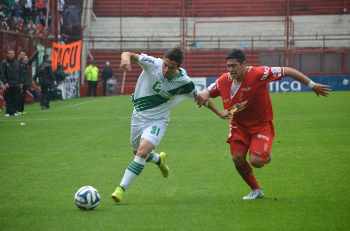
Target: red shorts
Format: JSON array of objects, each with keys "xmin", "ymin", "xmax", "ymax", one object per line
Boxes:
[{"xmin": 227, "ymin": 121, "xmax": 275, "ymax": 161}]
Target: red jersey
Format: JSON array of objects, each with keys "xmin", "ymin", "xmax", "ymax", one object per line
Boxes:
[{"xmin": 209, "ymin": 66, "xmax": 285, "ymax": 128}]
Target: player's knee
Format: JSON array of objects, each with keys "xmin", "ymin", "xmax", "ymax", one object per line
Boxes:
[
  {"xmin": 136, "ymin": 147, "xmax": 150, "ymax": 158},
  {"xmin": 136, "ymin": 139, "xmax": 155, "ymax": 158},
  {"xmin": 249, "ymin": 153, "xmax": 269, "ymax": 168},
  {"xmin": 251, "ymin": 160, "xmax": 264, "ymax": 168}
]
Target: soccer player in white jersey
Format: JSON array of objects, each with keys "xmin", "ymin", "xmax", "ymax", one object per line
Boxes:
[{"xmin": 111, "ymin": 47, "xmax": 204, "ymax": 203}]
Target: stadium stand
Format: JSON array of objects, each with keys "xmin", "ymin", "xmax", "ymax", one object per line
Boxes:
[{"xmin": 94, "ymin": 0, "xmax": 349, "ymax": 17}]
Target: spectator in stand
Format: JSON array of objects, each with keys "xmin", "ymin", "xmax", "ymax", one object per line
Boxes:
[
  {"xmin": 35, "ymin": 23, "xmax": 45, "ymax": 38},
  {"xmin": 0, "ymin": 4, "xmax": 10, "ymax": 31},
  {"xmin": 12, "ymin": 1, "xmax": 23, "ymax": 24},
  {"xmin": 0, "ymin": 0, "xmax": 51, "ymax": 35},
  {"xmin": 25, "ymin": 19, "xmax": 36, "ymax": 34},
  {"xmin": 1, "ymin": 49, "xmax": 22, "ymax": 117},
  {"xmin": 0, "ymin": 3, "xmax": 6, "ymax": 15},
  {"xmin": 35, "ymin": 0, "xmax": 47, "ymax": 15},
  {"xmin": 0, "ymin": 0, "xmax": 45, "ymax": 33},
  {"xmin": 1, "ymin": 2, "xmax": 11, "ymax": 30},
  {"xmin": 101, "ymin": 61, "xmax": 113, "ymax": 96},
  {"xmin": 15, "ymin": 17, "xmax": 24, "ymax": 32},
  {"xmin": 2, "ymin": 0, "xmax": 14, "ymax": 19},
  {"xmin": 84, "ymin": 61, "xmax": 99, "ymax": 97},
  {"xmin": 35, "ymin": 10, "xmax": 46, "ymax": 27},
  {"xmin": 23, "ymin": 0, "xmax": 32, "ymax": 23}
]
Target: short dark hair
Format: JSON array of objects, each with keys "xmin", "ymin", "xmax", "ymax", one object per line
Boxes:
[
  {"xmin": 164, "ymin": 47, "xmax": 183, "ymax": 66},
  {"xmin": 226, "ymin": 49, "xmax": 246, "ymax": 63}
]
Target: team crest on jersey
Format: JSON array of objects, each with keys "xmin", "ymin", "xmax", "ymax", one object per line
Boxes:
[{"xmin": 152, "ymin": 81, "xmax": 162, "ymax": 93}]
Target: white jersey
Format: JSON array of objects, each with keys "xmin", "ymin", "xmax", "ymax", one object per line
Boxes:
[{"xmin": 132, "ymin": 53, "xmax": 196, "ymax": 121}]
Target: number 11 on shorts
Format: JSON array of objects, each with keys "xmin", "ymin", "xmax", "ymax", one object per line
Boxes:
[{"xmin": 150, "ymin": 126, "xmax": 160, "ymax": 136}]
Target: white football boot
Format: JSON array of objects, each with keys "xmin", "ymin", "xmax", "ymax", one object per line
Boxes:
[{"xmin": 242, "ymin": 189, "xmax": 264, "ymax": 200}]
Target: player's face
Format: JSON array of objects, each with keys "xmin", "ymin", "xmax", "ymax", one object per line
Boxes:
[
  {"xmin": 162, "ymin": 58, "xmax": 179, "ymax": 79},
  {"xmin": 226, "ymin": 59, "xmax": 245, "ymax": 80}
]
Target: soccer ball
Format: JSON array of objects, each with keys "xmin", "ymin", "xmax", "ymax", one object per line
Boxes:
[{"xmin": 74, "ymin": 185, "xmax": 101, "ymax": 210}]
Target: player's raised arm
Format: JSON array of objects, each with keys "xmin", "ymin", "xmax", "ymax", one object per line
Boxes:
[
  {"xmin": 283, "ymin": 67, "xmax": 331, "ymax": 96},
  {"xmin": 120, "ymin": 52, "xmax": 139, "ymax": 72}
]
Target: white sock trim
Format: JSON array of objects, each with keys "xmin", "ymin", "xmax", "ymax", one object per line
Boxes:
[{"xmin": 134, "ymin": 155, "xmax": 146, "ymax": 165}]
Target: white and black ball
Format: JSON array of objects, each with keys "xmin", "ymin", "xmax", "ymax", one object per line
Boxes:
[{"xmin": 74, "ymin": 186, "xmax": 101, "ymax": 210}]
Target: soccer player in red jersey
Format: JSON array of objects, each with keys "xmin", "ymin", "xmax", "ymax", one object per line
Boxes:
[{"xmin": 198, "ymin": 49, "xmax": 331, "ymax": 200}]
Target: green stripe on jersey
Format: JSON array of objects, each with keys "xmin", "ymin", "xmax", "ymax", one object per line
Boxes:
[
  {"xmin": 133, "ymin": 94, "xmax": 169, "ymax": 112},
  {"xmin": 168, "ymin": 82, "xmax": 195, "ymax": 95},
  {"xmin": 132, "ymin": 82, "xmax": 195, "ymax": 112}
]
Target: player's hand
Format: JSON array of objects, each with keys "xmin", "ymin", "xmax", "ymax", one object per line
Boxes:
[
  {"xmin": 217, "ymin": 110, "xmax": 229, "ymax": 119},
  {"xmin": 218, "ymin": 101, "xmax": 248, "ymax": 120},
  {"xmin": 230, "ymin": 100, "xmax": 248, "ymax": 114},
  {"xmin": 195, "ymin": 90, "xmax": 210, "ymax": 107},
  {"xmin": 312, "ymin": 83, "xmax": 331, "ymax": 97},
  {"xmin": 120, "ymin": 59, "xmax": 132, "ymax": 72}
]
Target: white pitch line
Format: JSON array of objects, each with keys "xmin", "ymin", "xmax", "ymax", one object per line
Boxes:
[
  {"xmin": 57, "ymin": 99, "xmax": 99, "ymax": 109},
  {"xmin": 9, "ymin": 98, "xmax": 100, "ymax": 115}
]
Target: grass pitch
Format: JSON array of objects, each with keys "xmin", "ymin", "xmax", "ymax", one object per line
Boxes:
[{"xmin": 0, "ymin": 92, "xmax": 349, "ymax": 231}]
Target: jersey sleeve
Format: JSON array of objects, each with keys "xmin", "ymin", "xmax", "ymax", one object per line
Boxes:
[
  {"xmin": 260, "ymin": 66, "xmax": 285, "ymax": 82},
  {"xmin": 137, "ymin": 53, "xmax": 160, "ymax": 70},
  {"xmin": 172, "ymin": 70, "xmax": 197, "ymax": 98},
  {"xmin": 208, "ymin": 81, "xmax": 220, "ymax": 98}
]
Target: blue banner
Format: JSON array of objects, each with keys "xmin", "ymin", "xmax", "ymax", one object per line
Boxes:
[{"xmin": 206, "ymin": 75, "xmax": 350, "ymax": 92}]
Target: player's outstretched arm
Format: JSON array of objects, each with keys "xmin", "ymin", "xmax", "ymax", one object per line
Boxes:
[
  {"xmin": 120, "ymin": 52, "xmax": 139, "ymax": 72},
  {"xmin": 283, "ymin": 67, "xmax": 331, "ymax": 96},
  {"xmin": 196, "ymin": 89, "xmax": 210, "ymax": 106},
  {"xmin": 205, "ymin": 100, "xmax": 248, "ymax": 120},
  {"xmin": 206, "ymin": 99, "xmax": 229, "ymax": 119},
  {"xmin": 195, "ymin": 90, "xmax": 224, "ymax": 118},
  {"xmin": 195, "ymin": 90, "xmax": 240, "ymax": 119}
]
